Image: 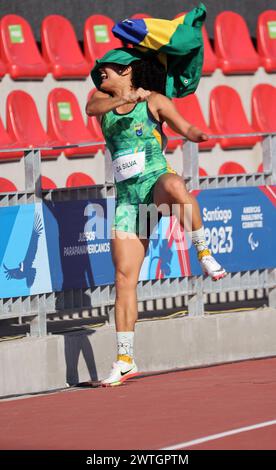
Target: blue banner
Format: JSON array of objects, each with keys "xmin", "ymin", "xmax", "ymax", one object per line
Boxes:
[
  {"xmin": 190, "ymin": 186, "xmax": 276, "ymax": 275},
  {"xmin": 43, "ymin": 199, "xmax": 115, "ymax": 290},
  {"xmin": 0, "ymin": 186, "xmax": 275, "ymax": 299},
  {"xmin": 139, "ymin": 186, "xmax": 276, "ymax": 279},
  {"xmin": 0, "ymin": 203, "xmax": 52, "ymax": 298}
]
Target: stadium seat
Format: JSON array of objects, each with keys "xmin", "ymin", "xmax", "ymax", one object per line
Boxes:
[
  {"xmin": 209, "ymin": 86, "xmax": 259, "ymax": 149},
  {"xmin": 0, "ymin": 15, "xmax": 48, "ymax": 79},
  {"xmin": 41, "ymin": 176, "xmax": 57, "ymax": 189},
  {"xmin": 218, "ymin": 162, "xmax": 246, "ymax": 175},
  {"xmin": 66, "ymin": 172, "xmax": 96, "ymax": 187},
  {"xmin": 84, "ymin": 14, "xmax": 122, "ymax": 66},
  {"xmin": 199, "ymin": 167, "xmax": 208, "ymax": 176},
  {"xmin": 86, "ymin": 89, "xmax": 105, "ymax": 152},
  {"xmin": 173, "ymin": 94, "xmax": 217, "ymax": 150},
  {"xmin": 214, "ymin": 11, "xmax": 260, "ymax": 74},
  {"xmin": 258, "ymin": 163, "xmax": 264, "ymax": 172},
  {"xmin": 0, "ymin": 116, "xmax": 22, "ymax": 161},
  {"xmin": 47, "ymin": 88, "xmax": 103, "ymax": 157},
  {"xmin": 0, "ymin": 59, "xmax": 7, "ymax": 78},
  {"xmin": 201, "ymin": 26, "xmax": 218, "ymax": 75},
  {"xmin": 251, "ymin": 84, "xmax": 276, "ymax": 133},
  {"xmin": 0, "ymin": 177, "xmax": 17, "ymax": 192},
  {"xmin": 174, "ymin": 13, "xmax": 217, "ymax": 75},
  {"xmin": 131, "ymin": 13, "xmax": 152, "ymax": 19},
  {"xmin": 6, "ymin": 90, "xmax": 60, "ymax": 159},
  {"xmin": 41, "ymin": 15, "xmax": 90, "ymax": 79},
  {"xmin": 257, "ymin": 10, "xmax": 276, "ymax": 72}
]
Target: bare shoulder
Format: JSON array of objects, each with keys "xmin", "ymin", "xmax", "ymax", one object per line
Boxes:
[
  {"xmin": 148, "ymin": 92, "xmax": 173, "ymax": 121},
  {"xmin": 148, "ymin": 92, "xmax": 172, "ymax": 110}
]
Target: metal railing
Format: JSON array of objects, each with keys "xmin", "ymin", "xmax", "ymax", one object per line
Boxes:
[{"xmin": 0, "ymin": 134, "xmax": 276, "ymax": 336}]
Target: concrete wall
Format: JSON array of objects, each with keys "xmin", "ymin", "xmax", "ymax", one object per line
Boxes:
[{"xmin": 1, "ymin": 307, "xmax": 276, "ymax": 397}]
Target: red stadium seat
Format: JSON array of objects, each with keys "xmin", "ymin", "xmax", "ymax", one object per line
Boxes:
[
  {"xmin": 6, "ymin": 90, "xmax": 60, "ymax": 159},
  {"xmin": 87, "ymin": 89, "xmax": 105, "ymax": 152},
  {"xmin": 41, "ymin": 15, "xmax": 90, "ymax": 79},
  {"xmin": 47, "ymin": 88, "xmax": 103, "ymax": 157},
  {"xmin": 201, "ymin": 26, "xmax": 218, "ymax": 75},
  {"xmin": 41, "ymin": 176, "xmax": 57, "ymax": 189},
  {"xmin": 84, "ymin": 14, "xmax": 122, "ymax": 67},
  {"xmin": 131, "ymin": 13, "xmax": 152, "ymax": 19},
  {"xmin": 251, "ymin": 84, "xmax": 276, "ymax": 133},
  {"xmin": 258, "ymin": 163, "xmax": 264, "ymax": 172},
  {"xmin": 218, "ymin": 162, "xmax": 246, "ymax": 175},
  {"xmin": 209, "ymin": 86, "xmax": 259, "ymax": 149},
  {"xmin": 174, "ymin": 13, "xmax": 217, "ymax": 75},
  {"xmin": 214, "ymin": 11, "xmax": 260, "ymax": 74},
  {"xmin": 0, "ymin": 177, "xmax": 17, "ymax": 192},
  {"xmin": 66, "ymin": 172, "xmax": 96, "ymax": 188},
  {"xmin": 0, "ymin": 116, "xmax": 22, "ymax": 161},
  {"xmin": 173, "ymin": 94, "xmax": 217, "ymax": 150},
  {"xmin": 0, "ymin": 59, "xmax": 7, "ymax": 78},
  {"xmin": 0, "ymin": 15, "xmax": 48, "ymax": 79},
  {"xmin": 257, "ymin": 10, "xmax": 276, "ymax": 72},
  {"xmin": 199, "ymin": 167, "xmax": 208, "ymax": 176}
]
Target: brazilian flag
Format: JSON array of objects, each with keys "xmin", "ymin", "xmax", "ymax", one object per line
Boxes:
[{"xmin": 112, "ymin": 3, "xmax": 206, "ymax": 98}]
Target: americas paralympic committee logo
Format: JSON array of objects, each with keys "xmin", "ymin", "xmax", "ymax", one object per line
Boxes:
[{"xmin": 248, "ymin": 232, "xmax": 259, "ymax": 251}]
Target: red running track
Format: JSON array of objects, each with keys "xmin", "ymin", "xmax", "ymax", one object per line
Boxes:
[{"xmin": 0, "ymin": 357, "xmax": 276, "ymax": 450}]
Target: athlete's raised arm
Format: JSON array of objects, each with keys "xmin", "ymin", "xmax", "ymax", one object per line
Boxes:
[
  {"xmin": 86, "ymin": 90, "xmax": 124, "ymax": 117},
  {"xmin": 151, "ymin": 93, "xmax": 208, "ymax": 143},
  {"xmin": 86, "ymin": 88, "xmax": 151, "ymax": 117}
]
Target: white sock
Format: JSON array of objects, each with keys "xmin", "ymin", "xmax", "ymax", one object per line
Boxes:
[
  {"xmin": 117, "ymin": 331, "xmax": 134, "ymax": 363},
  {"xmin": 191, "ymin": 226, "xmax": 209, "ymax": 254}
]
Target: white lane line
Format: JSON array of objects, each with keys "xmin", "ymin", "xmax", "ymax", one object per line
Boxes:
[{"xmin": 161, "ymin": 419, "xmax": 276, "ymax": 450}]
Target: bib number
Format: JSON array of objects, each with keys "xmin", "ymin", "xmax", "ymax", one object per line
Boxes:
[{"xmin": 113, "ymin": 150, "xmax": 145, "ymax": 182}]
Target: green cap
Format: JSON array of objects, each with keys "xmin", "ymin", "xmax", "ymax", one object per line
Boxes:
[{"xmin": 91, "ymin": 47, "xmax": 148, "ymax": 89}]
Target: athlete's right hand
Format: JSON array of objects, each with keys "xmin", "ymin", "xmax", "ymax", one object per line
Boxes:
[{"xmin": 122, "ymin": 87, "xmax": 151, "ymax": 104}]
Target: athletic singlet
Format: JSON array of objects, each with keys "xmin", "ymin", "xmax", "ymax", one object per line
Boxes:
[
  {"xmin": 101, "ymin": 101, "xmax": 170, "ymax": 184},
  {"xmin": 101, "ymin": 101, "xmax": 174, "ymax": 233}
]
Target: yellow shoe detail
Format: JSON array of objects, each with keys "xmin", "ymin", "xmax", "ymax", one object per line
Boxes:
[
  {"xmin": 117, "ymin": 354, "xmax": 133, "ymax": 364},
  {"xmin": 197, "ymin": 248, "xmax": 212, "ymax": 261}
]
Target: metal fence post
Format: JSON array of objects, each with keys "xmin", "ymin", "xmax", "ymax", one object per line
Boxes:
[
  {"xmin": 182, "ymin": 141, "xmax": 205, "ymax": 315},
  {"xmin": 24, "ymin": 149, "xmax": 42, "ymax": 201},
  {"xmin": 24, "ymin": 149, "xmax": 47, "ymax": 335},
  {"xmin": 187, "ymin": 278, "xmax": 204, "ymax": 316},
  {"xmin": 30, "ymin": 310, "xmax": 47, "ymax": 337},
  {"xmin": 262, "ymin": 135, "xmax": 276, "ymax": 184},
  {"xmin": 104, "ymin": 148, "xmax": 114, "ymax": 185},
  {"xmin": 182, "ymin": 141, "xmax": 199, "ymax": 189},
  {"xmin": 267, "ymin": 269, "xmax": 276, "ymax": 309},
  {"xmin": 107, "ymin": 306, "xmax": 115, "ymax": 325}
]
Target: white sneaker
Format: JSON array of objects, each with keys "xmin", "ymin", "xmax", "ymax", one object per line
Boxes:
[
  {"xmin": 101, "ymin": 360, "xmax": 138, "ymax": 387},
  {"xmin": 199, "ymin": 254, "xmax": 227, "ymax": 281}
]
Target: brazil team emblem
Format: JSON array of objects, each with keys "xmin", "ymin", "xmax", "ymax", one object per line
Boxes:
[{"xmin": 134, "ymin": 123, "xmax": 143, "ymax": 137}]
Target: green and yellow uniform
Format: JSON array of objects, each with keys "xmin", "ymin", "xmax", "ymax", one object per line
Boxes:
[{"xmin": 101, "ymin": 101, "xmax": 175, "ymax": 234}]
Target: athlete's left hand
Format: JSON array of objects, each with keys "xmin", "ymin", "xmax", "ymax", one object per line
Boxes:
[{"xmin": 186, "ymin": 125, "xmax": 209, "ymax": 143}]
